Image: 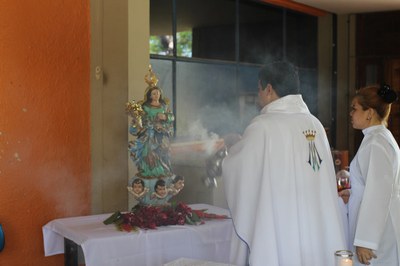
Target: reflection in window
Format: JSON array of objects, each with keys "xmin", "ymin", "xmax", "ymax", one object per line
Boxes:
[
  {"xmin": 150, "ymin": 35, "xmax": 173, "ymax": 56},
  {"xmin": 177, "ymin": 31, "xmax": 192, "ymax": 57},
  {"xmin": 150, "ymin": 31, "xmax": 193, "ymax": 57}
]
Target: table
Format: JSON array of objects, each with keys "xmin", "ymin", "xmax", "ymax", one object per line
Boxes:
[{"xmin": 43, "ymin": 204, "xmax": 233, "ymax": 266}]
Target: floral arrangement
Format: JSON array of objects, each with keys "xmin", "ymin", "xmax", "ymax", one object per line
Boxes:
[
  {"xmin": 103, "ymin": 202, "xmax": 229, "ymax": 232},
  {"xmin": 125, "ymin": 100, "xmax": 145, "ymax": 129}
]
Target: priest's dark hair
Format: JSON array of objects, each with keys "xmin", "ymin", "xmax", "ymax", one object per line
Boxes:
[{"xmin": 258, "ymin": 61, "xmax": 300, "ymax": 97}]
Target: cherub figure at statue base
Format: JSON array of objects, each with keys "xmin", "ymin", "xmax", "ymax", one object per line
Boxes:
[
  {"xmin": 126, "ymin": 65, "xmax": 184, "ymax": 206},
  {"xmin": 128, "ymin": 175, "xmax": 179, "ymax": 206}
]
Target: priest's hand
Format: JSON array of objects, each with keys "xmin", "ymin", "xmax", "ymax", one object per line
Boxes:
[
  {"xmin": 338, "ymin": 189, "xmax": 350, "ymax": 204},
  {"xmin": 356, "ymin": 246, "xmax": 376, "ymax": 265},
  {"xmin": 222, "ymin": 133, "xmax": 241, "ymax": 150}
]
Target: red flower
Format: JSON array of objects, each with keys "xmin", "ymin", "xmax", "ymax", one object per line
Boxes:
[
  {"xmin": 121, "ymin": 223, "xmax": 133, "ymax": 232},
  {"xmin": 177, "ymin": 215, "xmax": 185, "ymax": 225}
]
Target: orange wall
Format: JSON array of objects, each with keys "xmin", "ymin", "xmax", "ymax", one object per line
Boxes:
[{"xmin": 0, "ymin": 0, "xmax": 91, "ymax": 265}]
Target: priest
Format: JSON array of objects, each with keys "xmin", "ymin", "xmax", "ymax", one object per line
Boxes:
[{"xmin": 222, "ymin": 61, "xmax": 346, "ymax": 266}]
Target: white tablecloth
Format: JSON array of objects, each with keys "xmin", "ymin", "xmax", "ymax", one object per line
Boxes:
[
  {"xmin": 164, "ymin": 258, "xmax": 233, "ymax": 266},
  {"xmin": 42, "ymin": 204, "xmax": 233, "ymax": 266}
]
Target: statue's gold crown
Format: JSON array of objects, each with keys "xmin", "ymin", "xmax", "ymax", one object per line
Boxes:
[
  {"xmin": 303, "ymin": 130, "xmax": 316, "ymax": 141},
  {"xmin": 144, "ymin": 65, "xmax": 159, "ymax": 87}
]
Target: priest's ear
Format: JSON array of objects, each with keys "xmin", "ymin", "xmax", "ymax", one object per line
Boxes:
[
  {"xmin": 262, "ymin": 83, "xmax": 275, "ymax": 97},
  {"xmin": 258, "ymin": 80, "xmax": 275, "ymax": 92},
  {"xmin": 258, "ymin": 80, "xmax": 267, "ymax": 91},
  {"xmin": 265, "ymin": 84, "xmax": 274, "ymax": 94}
]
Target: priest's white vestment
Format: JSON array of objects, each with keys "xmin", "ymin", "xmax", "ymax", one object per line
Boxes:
[
  {"xmin": 348, "ymin": 125, "xmax": 400, "ymax": 266},
  {"xmin": 222, "ymin": 95, "xmax": 346, "ymax": 266}
]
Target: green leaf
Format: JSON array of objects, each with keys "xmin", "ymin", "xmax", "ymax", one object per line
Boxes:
[
  {"xmin": 170, "ymin": 201, "xmax": 177, "ymax": 210},
  {"xmin": 103, "ymin": 211, "xmax": 122, "ymax": 225},
  {"xmin": 191, "ymin": 212, "xmax": 201, "ymax": 223},
  {"xmin": 185, "ymin": 215, "xmax": 195, "ymax": 225}
]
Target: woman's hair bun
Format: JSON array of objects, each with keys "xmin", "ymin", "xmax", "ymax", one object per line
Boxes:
[{"xmin": 378, "ymin": 84, "xmax": 398, "ymax": 103}]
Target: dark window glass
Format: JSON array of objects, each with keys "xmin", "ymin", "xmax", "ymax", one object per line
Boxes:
[
  {"xmin": 286, "ymin": 10, "xmax": 317, "ymax": 68},
  {"xmin": 177, "ymin": 0, "xmax": 236, "ymax": 61},
  {"xmin": 150, "ymin": 0, "xmax": 173, "ymax": 56},
  {"xmin": 299, "ymin": 67, "xmax": 318, "ymax": 115},
  {"xmin": 150, "ymin": 0, "xmax": 319, "ymax": 139},
  {"xmin": 238, "ymin": 1, "xmax": 283, "ymax": 64}
]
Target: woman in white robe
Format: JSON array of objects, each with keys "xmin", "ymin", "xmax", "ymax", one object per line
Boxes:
[{"xmin": 348, "ymin": 84, "xmax": 400, "ymax": 265}]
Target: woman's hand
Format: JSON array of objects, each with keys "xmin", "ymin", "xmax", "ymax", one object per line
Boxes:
[{"xmin": 356, "ymin": 246, "xmax": 376, "ymax": 265}]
